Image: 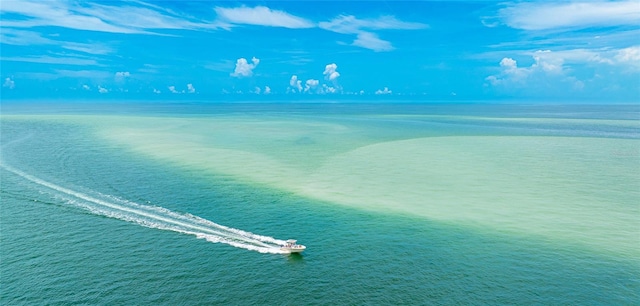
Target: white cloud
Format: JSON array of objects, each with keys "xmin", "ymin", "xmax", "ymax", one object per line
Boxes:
[
  {"xmin": 499, "ymin": 47, "xmax": 640, "ymax": 70},
  {"xmin": 319, "ymin": 15, "xmax": 427, "ymax": 34},
  {"xmin": 215, "ymin": 6, "xmax": 314, "ymax": 29},
  {"xmin": 615, "ymin": 46, "xmax": 640, "ymax": 70},
  {"xmin": 498, "ymin": 1, "xmax": 640, "ymax": 31},
  {"xmin": 289, "ymin": 75, "xmax": 303, "ymax": 92},
  {"xmin": 487, "ymin": 47, "xmax": 640, "ymax": 91},
  {"xmin": 534, "ymin": 49, "xmax": 613, "ymax": 65},
  {"xmin": 500, "ymin": 57, "xmax": 517, "ymax": 69},
  {"xmin": 304, "ymin": 79, "xmax": 320, "ymax": 93},
  {"xmin": 486, "ymin": 57, "xmax": 530, "ymax": 86},
  {"xmin": 485, "ymin": 51, "xmax": 586, "ymax": 92},
  {"xmin": 3, "ymin": 77, "xmax": 15, "ymax": 89},
  {"xmin": 319, "ymin": 15, "xmax": 425, "ymax": 52},
  {"xmin": 323, "ymin": 84, "xmax": 337, "ymax": 94},
  {"xmin": 535, "ymin": 51, "xmax": 572, "ymax": 74},
  {"xmin": 323, "ymin": 63, "xmax": 340, "ymax": 81},
  {"xmin": 484, "ymin": 46, "xmax": 640, "ymax": 99},
  {"xmin": 375, "ymin": 87, "xmax": 392, "ymax": 95},
  {"xmin": 231, "ymin": 57, "xmax": 260, "ymax": 77},
  {"xmin": 616, "ymin": 46, "xmax": 640, "ymax": 62},
  {"xmin": 353, "ymin": 32, "xmax": 394, "ymax": 52},
  {"xmin": 486, "ymin": 58, "xmax": 523, "ymax": 86},
  {"xmin": 289, "ymin": 64, "xmax": 342, "ymax": 94},
  {"xmin": 0, "ymin": 29, "xmax": 55, "ymax": 46},
  {"xmin": 153, "ymin": 88, "xmax": 161, "ymax": 94},
  {"xmin": 98, "ymin": 85, "xmax": 108, "ymax": 93},
  {"xmin": 82, "ymin": 84, "xmax": 90, "ymax": 90},
  {"xmin": 0, "ymin": 28, "xmax": 115, "ymax": 55},
  {"xmin": 253, "ymin": 86, "xmax": 262, "ymax": 94},
  {"xmin": 0, "ymin": 0, "xmax": 219, "ymax": 34},
  {"xmin": 264, "ymin": 86, "xmax": 271, "ymax": 94},
  {"xmin": 0, "ymin": 1, "xmax": 139, "ymax": 33},
  {"xmin": 115, "ymin": 71, "xmax": 130, "ymax": 82},
  {"xmin": 163, "ymin": 85, "xmax": 192, "ymax": 94},
  {"xmin": 77, "ymin": 3, "xmax": 216, "ymax": 31}
]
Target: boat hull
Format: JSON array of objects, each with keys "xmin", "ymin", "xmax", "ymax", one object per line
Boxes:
[{"xmin": 281, "ymin": 246, "xmax": 306, "ymax": 253}]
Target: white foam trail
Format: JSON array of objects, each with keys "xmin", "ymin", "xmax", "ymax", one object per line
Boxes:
[{"xmin": 1, "ymin": 163, "xmax": 290, "ymax": 254}]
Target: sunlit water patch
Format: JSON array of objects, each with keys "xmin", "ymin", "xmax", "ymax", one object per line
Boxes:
[{"xmin": 87, "ymin": 114, "xmax": 640, "ymax": 259}]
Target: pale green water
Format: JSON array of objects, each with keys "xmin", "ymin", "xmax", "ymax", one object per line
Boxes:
[{"xmin": 1, "ymin": 103, "xmax": 639, "ymax": 304}]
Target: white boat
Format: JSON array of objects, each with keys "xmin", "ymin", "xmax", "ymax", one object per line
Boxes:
[{"xmin": 280, "ymin": 239, "xmax": 306, "ymax": 253}]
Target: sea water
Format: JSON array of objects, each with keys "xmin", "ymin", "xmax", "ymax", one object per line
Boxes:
[{"xmin": 1, "ymin": 103, "xmax": 638, "ymax": 304}]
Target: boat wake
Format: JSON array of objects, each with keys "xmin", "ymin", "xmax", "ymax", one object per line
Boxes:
[{"xmin": 1, "ymin": 164, "xmax": 290, "ymax": 254}]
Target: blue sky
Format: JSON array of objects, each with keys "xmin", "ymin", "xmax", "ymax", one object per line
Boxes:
[{"xmin": 1, "ymin": 0, "xmax": 639, "ymax": 102}]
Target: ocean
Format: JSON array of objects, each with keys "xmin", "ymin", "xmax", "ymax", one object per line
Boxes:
[{"xmin": 1, "ymin": 102, "xmax": 638, "ymax": 304}]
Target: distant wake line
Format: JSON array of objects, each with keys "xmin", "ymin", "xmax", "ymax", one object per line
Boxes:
[{"xmin": 1, "ymin": 163, "xmax": 289, "ymax": 254}]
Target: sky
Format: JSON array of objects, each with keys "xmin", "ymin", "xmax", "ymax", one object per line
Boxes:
[{"xmin": 0, "ymin": 0, "xmax": 639, "ymax": 102}]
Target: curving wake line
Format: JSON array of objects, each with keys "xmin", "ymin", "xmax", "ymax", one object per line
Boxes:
[{"xmin": 1, "ymin": 163, "xmax": 290, "ymax": 254}]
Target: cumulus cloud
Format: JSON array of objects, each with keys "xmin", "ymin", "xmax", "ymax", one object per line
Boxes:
[
  {"xmin": 375, "ymin": 87, "xmax": 392, "ymax": 95},
  {"xmin": 486, "ymin": 56, "xmax": 537, "ymax": 86},
  {"xmin": 98, "ymin": 85, "xmax": 108, "ymax": 93},
  {"xmin": 115, "ymin": 71, "xmax": 130, "ymax": 82},
  {"xmin": 288, "ymin": 64, "xmax": 343, "ymax": 94},
  {"xmin": 215, "ymin": 6, "xmax": 314, "ymax": 29},
  {"xmin": 616, "ymin": 46, "xmax": 640, "ymax": 62},
  {"xmin": 323, "ymin": 63, "xmax": 340, "ymax": 81},
  {"xmin": 304, "ymin": 79, "xmax": 320, "ymax": 93},
  {"xmin": 485, "ymin": 51, "xmax": 587, "ymax": 93},
  {"xmin": 615, "ymin": 46, "xmax": 640, "ymax": 70},
  {"xmin": 166, "ymin": 84, "xmax": 196, "ymax": 94},
  {"xmin": 289, "ymin": 75, "xmax": 303, "ymax": 92},
  {"xmin": 500, "ymin": 57, "xmax": 517, "ymax": 69},
  {"xmin": 253, "ymin": 86, "xmax": 272, "ymax": 94},
  {"xmin": 82, "ymin": 84, "xmax": 90, "ymax": 90},
  {"xmin": 486, "ymin": 57, "xmax": 528, "ymax": 85},
  {"xmin": 153, "ymin": 88, "xmax": 161, "ymax": 94},
  {"xmin": 484, "ymin": 46, "xmax": 640, "ymax": 99},
  {"xmin": 497, "ymin": 1, "xmax": 640, "ymax": 31},
  {"xmin": 323, "ymin": 84, "xmax": 337, "ymax": 94},
  {"xmin": 231, "ymin": 57, "xmax": 260, "ymax": 77}
]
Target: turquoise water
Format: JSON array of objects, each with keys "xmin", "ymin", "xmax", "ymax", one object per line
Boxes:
[{"xmin": 1, "ymin": 103, "xmax": 639, "ymax": 304}]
